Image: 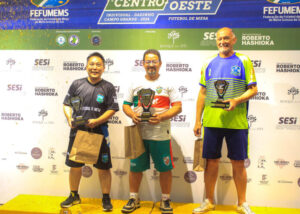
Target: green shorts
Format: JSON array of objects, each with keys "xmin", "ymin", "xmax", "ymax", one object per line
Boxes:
[{"xmin": 130, "ymin": 139, "xmax": 174, "ymax": 172}]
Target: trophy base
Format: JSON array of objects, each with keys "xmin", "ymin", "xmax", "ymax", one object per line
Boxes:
[
  {"xmin": 211, "ymin": 101, "xmax": 230, "ymax": 109},
  {"xmin": 139, "ymin": 112, "xmax": 151, "ymax": 122},
  {"xmin": 72, "ymin": 116, "xmax": 88, "ymax": 127}
]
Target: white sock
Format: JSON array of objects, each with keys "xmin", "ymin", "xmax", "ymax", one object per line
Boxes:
[
  {"xmin": 130, "ymin": 192, "xmax": 139, "ymax": 199},
  {"xmin": 161, "ymin": 194, "xmax": 170, "ymax": 201}
]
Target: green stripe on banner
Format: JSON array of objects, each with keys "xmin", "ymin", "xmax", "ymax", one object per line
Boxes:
[{"xmin": 0, "ymin": 28, "xmax": 300, "ymax": 50}]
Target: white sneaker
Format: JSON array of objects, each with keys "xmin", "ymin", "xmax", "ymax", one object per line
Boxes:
[
  {"xmin": 237, "ymin": 202, "xmax": 255, "ymax": 214},
  {"xmin": 192, "ymin": 199, "xmax": 215, "ymax": 213}
]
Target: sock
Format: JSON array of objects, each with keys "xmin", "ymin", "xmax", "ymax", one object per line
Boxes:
[
  {"xmin": 130, "ymin": 192, "xmax": 139, "ymax": 199},
  {"xmin": 161, "ymin": 194, "xmax": 170, "ymax": 201},
  {"xmin": 71, "ymin": 190, "xmax": 78, "ymax": 196},
  {"xmin": 103, "ymin": 193, "xmax": 110, "ymax": 199}
]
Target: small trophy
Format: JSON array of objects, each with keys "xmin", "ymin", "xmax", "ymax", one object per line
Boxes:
[
  {"xmin": 138, "ymin": 88, "xmax": 155, "ymax": 122},
  {"xmin": 70, "ymin": 96, "xmax": 87, "ymax": 127},
  {"xmin": 211, "ymin": 80, "xmax": 230, "ymax": 108}
]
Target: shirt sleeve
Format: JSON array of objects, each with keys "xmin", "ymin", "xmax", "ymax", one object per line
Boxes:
[
  {"xmin": 105, "ymin": 84, "xmax": 119, "ymax": 112},
  {"xmin": 123, "ymin": 83, "xmax": 134, "ymax": 106},
  {"xmin": 63, "ymin": 81, "xmax": 77, "ymax": 106},
  {"xmin": 243, "ymin": 55, "xmax": 257, "ymax": 86},
  {"xmin": 169, "ymin": 86, "xmax": 182, "ymax": 106},
  {"xmin": 200, "ymin": 61, "xmax": 208, "ymax": 87}
]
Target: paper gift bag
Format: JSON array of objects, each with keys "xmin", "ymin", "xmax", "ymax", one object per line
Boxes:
[
  {"xmin": 124, "ymin": 125, "xmax": 145, "ymax": 159},
  {"xmin": 193, "ymin": 138, "xmax": 206, "ymax": 172},
  {"xmin": 69, "ymin": 130, "xmax": 104, "ymax": 164}
]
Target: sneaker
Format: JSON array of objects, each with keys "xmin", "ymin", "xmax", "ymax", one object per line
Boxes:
[
  {"xmin": 192, "ymin": 199, "xmax": 215, "ymax": 213},
  {"xmin": 160, "ymin": 199, "xmax": 173, "ymax": 214},
  {"xmin": 237, "ymin": 202, "xmax": 255, "ymax": 214},
  {"xmin": 121, "ymin": 198, "xmax": 141, "ymax": 213},
  {"xmin": 60, "ymin": 193, "xmax": 81, "ymax": 208},
  {"xmin": 102, "ymin": 197, "xmax": 113, "ymax": 212}
]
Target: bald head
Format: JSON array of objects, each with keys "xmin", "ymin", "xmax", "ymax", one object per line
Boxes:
[{"xmin": 216, "ymin": 27, "xmax": 237, "ymax": 58}]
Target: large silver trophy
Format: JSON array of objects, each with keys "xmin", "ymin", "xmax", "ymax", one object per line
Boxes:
[
  {"xmin": 211, "ymin": 80, "xmax": 230, "ymax": 108},
  {"xmin": 137, "ymin": 88, "xmax": 155, "ymax": 122},
  {"xmin": 70, "ymin": 96, "xmax": 88, "ymax": 127}
]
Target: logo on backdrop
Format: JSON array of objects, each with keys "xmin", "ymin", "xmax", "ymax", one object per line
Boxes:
[
  {"xmin": 294, "ymin": 160, "xmax": 300, "ymax": 168},
  {"xmin": 50, "ymin": 165, "xmax": 58, "ymax": 174},
  {"xmin": 16, "ymin": 164, "xmax": 29, "ymax": 172},
  {"xmin": 259, "ymin": 174, "xmax": 269, "ymax": 185},
  {"xmin": 1, "ymin": 113, "xmax": 24, "ymax": 121},
  {"xmin": 82, "ymin": 166, "xmax": 93, "ymax": 178},
  {"xmin": 35, "ymin": 87, "xmax": 58, "ymax": 96},
  {"xmin": 241, "ymin": 33, "xmax": 274, "ymax": 46},
  {"xmin": 56, "ymin": 34, "xmax": 66, "ymax": 46},
  {"xmin": 32, "ymin": 165, "xmax": 44, "ymax": 173},
  {"xmin": 114, "ymin": 169, "xmax": 127, "ymax": 178},
  {"xmin": 298, "ymin": 178, "xmax": 300, "ymax": 187},
  {"xmin": 31, "ymin": 147, "xmax": 42, "ymax": 159},
  {"xmin": 31, "ymin": 0, "xmax": 69, "ymax": 8},
  {"xmin": 91, "ymin": 35, "xmax": 101, "ymax": 46},
  {"xmin": 258, "ymin": 156, "xmax": 267, "ymax": 169},
  {"xmin": 33, "ymin": 59, "xmax": 54, "ymax": 71},
  {"xmin": 171, "ymin": 114, "xmax": 190, "ymax": 127},
  {"xmin": 251, "ymin": 91, "xmax": 270, "ymax": 101},
  {"xmin": 200, "ymin": 32, "xmax": 217, "ymax": 47},
  {"xmin": 267, "ymin": 0, "xmax": 300, "ymax": 4},
  {"xmin": 6, "ymin": 58, "xmax": 16, "ymax": 69},
  {"xmin": 178, "ymin": 86, "xmax": 194, "ymax": 101},
  {"xmin": 184, "ymin": 171, "xmax": 197, "ymax": 183},
  {"xmin": 166, "ymin": 62, "xmax": 192, "ymax": 72},
  {"xmin": 68, "ymin": 35, "xmax": 80, "ymax": 46},
  {"xmin": 48, "ymin": 148, "xmax": 56, "ymax": 159},
  {"xmin": 63, "ymin": 61, "xmax": 85, "ymax": 71},
  {"xmin": 183, "ymin": 157, "xmax": 193, "ymax": 164},
  {"xmin": 108, "ymin": 116, "xmax": 122, "ymax": 124},
  {"xmin": 276, "ymin": 63, "xmax": 300, "ymax": 72},
  {"xmin": 168, "ymin": 30, "xmax": 180, "ymax": 45},
  {"xmin": 220, "ymin": 174, "xmax": 233, "ymax": 183},
  {"xmin": 251, "ymin": 60, "xmax": 266, "ymax": 73},
  {"xmin": 244, "ymin": 159, "xmax": 251, "ymax": 168},
  {"xmin": 151, "ymin": 170, "xmax": 159, "ymax": 180},
  {"xmin": 277, "ymin": 116, "xmax": 300, "ymax": 130},
  {"xmin": 274, "ymin": 159, "xmax": 290, "ymax": 168},
  {"xmin": 105, "ymin": 58, "xmax": 114, "ymax": 71},
  {"xmin": 288, "ymin": 87, "xmax": 299, "ymax": 100},
  {"xmin": 247, "ymin": 115, "xmax": 256, "ymax": 128},
  {"xmin": 98, "ymin": 0, "xmax": 222, "ymax": 24}
]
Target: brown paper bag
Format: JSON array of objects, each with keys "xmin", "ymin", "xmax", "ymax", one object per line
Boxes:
[
  {"xmin": 124, "ymin": 125, "xmax": 145, "ymax": 159},
  {"xmin": 69, "ymin": 130, "xmax": 104, "ymax": 164},
  {"xmin": 193, "ymin": 138, "xmax": 206, "ymax": 172}
]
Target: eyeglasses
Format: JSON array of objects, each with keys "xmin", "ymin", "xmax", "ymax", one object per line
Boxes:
[{"xmin": 144, "ymin": 60, "xmax": 160, "ymax": 65}]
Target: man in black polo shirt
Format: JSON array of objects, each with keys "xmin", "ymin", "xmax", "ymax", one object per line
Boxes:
[{"xmin": 61, "ymin": 52, "xmax": 119, "ymax": 212}]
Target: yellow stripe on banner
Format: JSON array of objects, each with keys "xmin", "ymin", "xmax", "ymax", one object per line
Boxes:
[{"xmin": 0, "ymin": 195, "xmax": 300, "ymax": 214}]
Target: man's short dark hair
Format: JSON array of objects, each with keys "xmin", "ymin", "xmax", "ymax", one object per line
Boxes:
[
  {"xmin": 87, "ymin": 52, "xmax": 105, "ymax": 64},
  {"xmin": 143, "ymin": 49, "xmax": 161, "ymax": 62}
]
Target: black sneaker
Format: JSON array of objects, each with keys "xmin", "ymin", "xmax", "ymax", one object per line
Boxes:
[
  {"xmin": 121, "ymin": 198, "xmax": 141, "ymax": 213},
  {"xmin": 102, "ymin": 197, "xmax": 113, "ymax": 212},
  {"xmin": 60, "ymin": 193, "xmax": 81, "ymax": 208},
  {"xmin": 160, "ymin": 199, "xmax": 173, "ymax": 214}
]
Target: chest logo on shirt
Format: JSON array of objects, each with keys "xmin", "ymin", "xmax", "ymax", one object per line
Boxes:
[
  {"xmin": 231, "ymin": 65, "xmax": 241, "ymax": 76},
  {"xmin": 156, "ymin": 86, "xmax": 163, "ymax": 94},
  {"xmin": 96, "ymin": 94, "xmax": 104, "ymax": 103}
]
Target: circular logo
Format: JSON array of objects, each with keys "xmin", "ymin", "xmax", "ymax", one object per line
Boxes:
[
  {"xmin": 82, "ymin": 166, "xmax": 93, "ymax": 178},
  {"xmin": 68, "ymin": 35, "xmax": 80, "ymax": 46},
  {"xmin": 56, "ymin": 34, "xmax": 66, "ymax": 46},
  {"xmin": 91, "ymin": 35, "xmax": 101, "ymax": 46},
  {"xmin": 184, "ymin": 171, "xmax": 197, "ymax": 183},
  {"xmin": 31, "ymin": 147, "xmax": 42, "ymax": 159},
  {"xmin": 244, "ymin": 158, "xmax": 251, "ymax": 168},
  {"xmin": 31, "ymin": 0, "xmax": 69, "ymax": 8}
]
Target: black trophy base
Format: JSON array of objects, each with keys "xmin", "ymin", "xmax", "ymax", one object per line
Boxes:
[
  {"xmin": 140, "ymin": 112, "xmax": 151, "ymax": 122},
  {"xmin": 211, "ymin": 101, "xmax": 230, "ymax": 109},
  {"xmin": 72, "ymin": 116, "xmax": 88, "ymax": 127}
]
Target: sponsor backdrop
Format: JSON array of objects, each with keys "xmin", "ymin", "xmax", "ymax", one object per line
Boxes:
[{"xmin": 0, "ymin": 0, "xmax": 300, "ymax": 209}]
